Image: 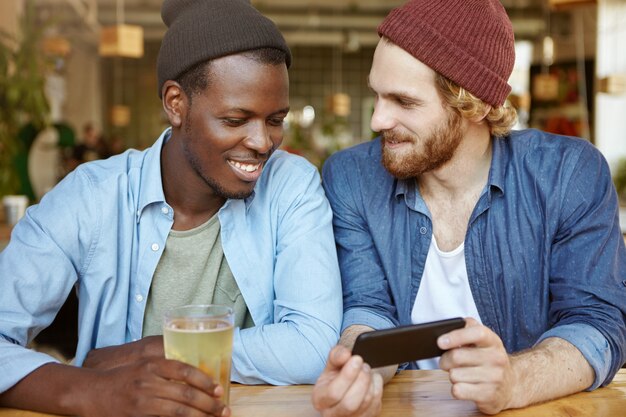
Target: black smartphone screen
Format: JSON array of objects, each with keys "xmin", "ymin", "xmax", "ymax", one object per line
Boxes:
[{"xmin": 351, "ymin": 317, "xmax": 466, "ymax": 368}]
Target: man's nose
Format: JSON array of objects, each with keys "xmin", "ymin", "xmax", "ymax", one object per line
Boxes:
[
  {"xmin": 370, "ymin": 100, "xmax": 397, "ymax": 133},
  {"xmin": 244, "ymin": 122, "xmax": 274, "ymax": 154}
]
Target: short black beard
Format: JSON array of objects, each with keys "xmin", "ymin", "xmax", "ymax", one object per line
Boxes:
[{"xmin": 183, "ymin": 113, "xmax": 254, "ymax": 201}]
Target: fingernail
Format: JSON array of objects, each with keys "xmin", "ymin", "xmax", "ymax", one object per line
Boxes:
[
  {"xmin": 351, "ymin": 356, "xmax": 363, "ymax": 369},
  {"xmin": 221, "ymin": 406, "xmax": 230, "ymax": 417},
  {"xmin": 438, "ymin": 336, "xmax": 449, "ymax": 348},
  {"xmin": 213, "ymin": 385, "xmax": 224, "ymax": 397},
  {"xmin": 362, "ymin": 363, "xmax": 371, "ymax": 373}
]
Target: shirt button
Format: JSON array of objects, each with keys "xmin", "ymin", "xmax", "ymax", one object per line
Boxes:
[
  {"xmin": 151, "ymin": 243, "xmax": 159, "ymax": 251},
  {"xmin": 135, "ymin": 294, "xmax": 144, "ymax": 303},
  {"xmin": 161, "ymin": 206, "xmax": 169, "ymax": 215},
  {"xmin": 420, "ymin": 227, "xmax": 428, "ymax": 235}
]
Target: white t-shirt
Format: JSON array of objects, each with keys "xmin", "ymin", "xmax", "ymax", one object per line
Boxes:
[{"xmin": 410, "ymin": 235, "xmax": 482, "ymax": 369}]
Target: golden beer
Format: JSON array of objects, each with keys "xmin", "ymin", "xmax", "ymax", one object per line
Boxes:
[{"xmin": 163, "ymin": 305, "xmax": 234, "ymax": 404}]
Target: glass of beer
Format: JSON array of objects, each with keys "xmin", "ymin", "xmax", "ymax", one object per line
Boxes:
[{"xmin": 163, "ymin": 305, "xmax": 234, "ymax": 404}]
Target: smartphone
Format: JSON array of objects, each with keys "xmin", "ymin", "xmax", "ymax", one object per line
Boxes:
[{"xmin": 351, "ymin": 317, "xmax": 466, "ymax": 368}]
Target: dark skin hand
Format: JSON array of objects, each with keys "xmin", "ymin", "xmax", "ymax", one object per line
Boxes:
[
  {"xmin": 3, "ymin": 321, "xmax": 232, "ymax": 415},
  {"xmin": 81, "ymin": 337, "xmax": 230, "ymax": 416},
  {"xmin": 83, "ymin": 336, "xmax": 165, "ymax": 370},
  {"xmin": 82, "ymin": 357, "xmax": 228, "ymax": 417},
  {"xmin": 0, "ymin": 358, "xmax": 229, "ymax": 417}
]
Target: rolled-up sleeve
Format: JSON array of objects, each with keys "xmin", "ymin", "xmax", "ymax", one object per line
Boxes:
[
  {"xmin": 536, "ymin": 323, "xmax": 612, "ymax": 390},
  {"xmin": 546, "ymin": 145, "xmax": 626, "ymax": 389}
]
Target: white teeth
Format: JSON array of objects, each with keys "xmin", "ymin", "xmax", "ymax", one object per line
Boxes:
[{"xmin": 229, "ymin": 160, "xmax": 260, "ymax": 172}]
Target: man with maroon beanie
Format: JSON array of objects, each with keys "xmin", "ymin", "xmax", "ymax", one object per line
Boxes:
[{"xmin": 312, "ymin": 0, "xmax": 626, "ymax": 415}]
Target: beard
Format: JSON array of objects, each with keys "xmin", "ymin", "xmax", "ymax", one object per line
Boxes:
[
  {"xmin": 182, "ymin": 114, "xmax": 254, "ymax": 201},
  {"xmin": 184, "ymin": 143, "xmax": 253, "ymax": 201},
  {"xmin": 381, "ymin": 109, "xmax": 464, "ymax": 179}
]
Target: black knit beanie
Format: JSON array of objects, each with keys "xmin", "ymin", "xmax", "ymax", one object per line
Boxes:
[{"xmin": 157, "ymin": 0, "xmax": 292, "ymax": 98}]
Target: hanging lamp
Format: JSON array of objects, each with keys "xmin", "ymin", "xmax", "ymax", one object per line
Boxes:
[{"xmin": 99, "ymin": 0, "xmax": 143, "ymax": 58}]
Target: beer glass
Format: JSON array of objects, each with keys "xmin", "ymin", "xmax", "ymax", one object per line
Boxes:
[{"xmin": 163, "ymin": 304, "xmax": 234, "ymax": 404}]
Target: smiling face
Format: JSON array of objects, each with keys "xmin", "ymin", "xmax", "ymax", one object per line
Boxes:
[
  {"xmin": 369, "ymin": 39, "xmax": 465, "ymax": 179},
  {"xmin": 171, "ymin": 53, "xmax": 289, "ymax": 201}
]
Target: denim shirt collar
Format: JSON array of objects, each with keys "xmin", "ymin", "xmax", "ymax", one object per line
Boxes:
[
  {"xmin": 488, "ymin": 136, "xmax": 508, "ymax": 197},
  {"xmin": 394, "ymin": 178, "xmax": 430, "ymax": 216}
]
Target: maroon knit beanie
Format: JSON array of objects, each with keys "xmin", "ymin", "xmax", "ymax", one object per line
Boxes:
[{"xmin": 378, "ymin": 0, "xmax": 515, "ymax": 107}]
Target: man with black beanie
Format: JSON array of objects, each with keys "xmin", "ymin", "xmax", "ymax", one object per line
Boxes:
[
  {"xmin": 0, "ymin": 1, "xmax": 342, "ymax": 416},
  {"xmin": 312, "ymin": 0, "xmax": 626, "ymax": 416}
]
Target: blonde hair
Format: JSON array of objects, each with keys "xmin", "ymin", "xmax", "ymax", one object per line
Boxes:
[{"xmin": 435, "ymin": 74, "xmax": 517, "ymax": 137}]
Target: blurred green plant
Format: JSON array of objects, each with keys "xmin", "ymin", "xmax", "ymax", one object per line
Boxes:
[
  {"xmin": 0, "ymin": 0, "xmax": 50, "ymax": 198},
  {"xmin": 613, "ymin": 158, "xmax": 626, "ymax": 205}
]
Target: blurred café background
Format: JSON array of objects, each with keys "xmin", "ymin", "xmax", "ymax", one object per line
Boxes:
[
  {"xmin": 0, "ymin": 0, "xmax": 626, "ymax": 224},
  {"xmin": 0, "ymin": 0, "xmax": 626, "ymax": 231},
  {"xmin": 0, "ymin": 0, "xmax": 625, "ymax": 363},
  {"xmin": 1, "ymin": 0, "xmax": 626, "ymax": 236}
]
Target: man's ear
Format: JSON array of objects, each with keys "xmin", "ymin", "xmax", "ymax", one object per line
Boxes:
[{"xmin": 162, "ymin": 81, "xmax": 187, "ymax": 128}]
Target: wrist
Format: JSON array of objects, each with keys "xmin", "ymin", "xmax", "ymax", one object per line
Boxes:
[
  {"xmin": 502, "ymin": 355, "xmax": 521, "ymax": 411},
  {"xmin": 506, "ymin": 354, "xmax": 528, "ymax": 410},
  {"xmin": 3, "ymin": 363, "xmax": 101, "ymax": 416},
  {"xmin": 57, "ymin": 366, "xmax": 100, "ymax": 416}
]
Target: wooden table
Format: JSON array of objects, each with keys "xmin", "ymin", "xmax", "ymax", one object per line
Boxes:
[{"xmin": 2, "ymin": 369, "xmax": 625, "ymax": 417}]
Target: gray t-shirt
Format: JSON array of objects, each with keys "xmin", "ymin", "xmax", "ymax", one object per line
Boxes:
[{"xmin": 142, "ymin": 214, "xmax": 254, "ymax": 337}]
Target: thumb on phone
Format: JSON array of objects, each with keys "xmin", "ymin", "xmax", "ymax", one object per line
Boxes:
[{"xmin": 327, "ymin": 345, "xmax": 353, "ymax": 370}]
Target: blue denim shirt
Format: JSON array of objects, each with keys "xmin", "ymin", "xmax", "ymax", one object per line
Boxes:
[
  {"xmin": 322, "ymin": 129, "xmax": 626, "ymax": 389},
  {"xmin": 0, "ymin": 129, "xmax": 342, "ymax": 392}
]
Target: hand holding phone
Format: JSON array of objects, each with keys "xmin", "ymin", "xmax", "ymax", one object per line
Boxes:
[{"xmin": 351, "ymin": 317, "xmax": 466, "ymax": 368}]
